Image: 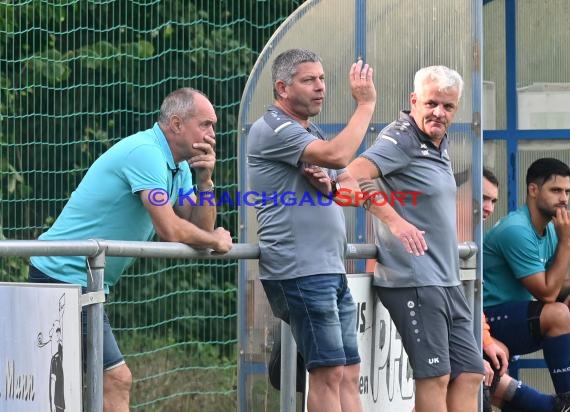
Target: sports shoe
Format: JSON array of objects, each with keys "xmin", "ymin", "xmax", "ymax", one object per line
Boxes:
[{"xmin": 555, "ymin": 391, "xmax": 570, "ymax": 412}]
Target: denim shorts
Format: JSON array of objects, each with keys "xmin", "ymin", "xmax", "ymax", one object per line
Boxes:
[
  {"xmin": 261, "ymin": 274, "xmax": 360, "ymax": 371},
  {"xmin": 29, "ymin": 265, "xmax": 125, "ymax": 370}
]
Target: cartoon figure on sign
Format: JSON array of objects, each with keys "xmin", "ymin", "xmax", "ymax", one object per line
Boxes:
[{"xmin": 37, "ymin": 294, "xmax": 66, "ymax": 412}]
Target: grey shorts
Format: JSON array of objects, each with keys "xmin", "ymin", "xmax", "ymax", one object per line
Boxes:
[{"xmin": 375, "ymin": 285, "xmax": 484, "ymax": 379}]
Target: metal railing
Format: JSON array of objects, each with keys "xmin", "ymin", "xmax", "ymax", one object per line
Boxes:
[{"xmin": 0, "ymin": 239, "xmax": 478, "ymax": 412}]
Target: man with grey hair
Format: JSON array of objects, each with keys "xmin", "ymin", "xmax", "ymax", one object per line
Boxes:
[
  {"xmin": 247, "ymin": 48, "xmax": 376, "ymax": 412},
  {"xmin": 347, "ymin": 65, "xmax": 484, "ymax": 412},
  {"xmin": 30, "ymin": 87, "xmax": 233, "ymax": 412}
]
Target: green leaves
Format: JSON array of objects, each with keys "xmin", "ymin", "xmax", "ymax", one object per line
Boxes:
[{"xmin": 24, "ymin": 50, "xmax": 71, "ymax": 85}]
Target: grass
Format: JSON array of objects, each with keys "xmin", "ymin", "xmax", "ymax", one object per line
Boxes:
[{"xmin": 120, "ymin": 334, "xmax": 238, "ymax": 411}]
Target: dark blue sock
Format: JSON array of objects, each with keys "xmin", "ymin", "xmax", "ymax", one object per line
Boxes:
[
  {"xmin": 543, "ymin": 333, "xmax": 570, "ymax": 393},
  {"xmin": 502, "ymin": 380, "xmax": 556, "ymax": 412}
]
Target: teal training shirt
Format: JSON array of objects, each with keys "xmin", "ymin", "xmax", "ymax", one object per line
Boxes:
[
  {"xmin": 31, "ymin": 123, "xmax": 193, "ymax": 289},
  {"xmin": 483, "ymin": 205, "xmax": 557, "ymax": 307}
]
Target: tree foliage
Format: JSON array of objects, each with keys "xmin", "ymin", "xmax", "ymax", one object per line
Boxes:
[{"xmin": 0, "ymin": 0, "xmax": 305, "ymax": 352}]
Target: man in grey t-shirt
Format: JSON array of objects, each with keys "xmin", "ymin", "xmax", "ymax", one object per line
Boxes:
[
  {"xmin": 347, "ymin": 66, "xmax": 484, "ymax": 412},
  {"xmin": 247, "ymin": 48, "xmax": 376, "ymax": 412}
]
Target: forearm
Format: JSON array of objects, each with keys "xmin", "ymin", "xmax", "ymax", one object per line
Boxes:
[
  {"xmin": 559, "ymin": 278, "xmax": 570, "ymax": 301},
  {"xmin": 189, "ymin": 200, "xmax": 216, "ymax": 231},
  {"xmin": 330, "ymin": 104, "xmax": 375, "ymax": 164},
  {"xmin": 545, "ymin": 246, "xmax": 570, "ymax": 299},
  {"xmin": 358, "ymin": 178, "xmax": 403, "ymax": 224},
  {"xmin": 189, "ymin": 176, "xmax": 216, "ymax": 231},
  {"xmin": 304, "ymin": 104, "xmax": 376, "ymax": 169},
  {"xmin": 162, "ymin": 218, "xmax": 219, "ymax": 249},
  {"xmin": 366, "ymin": 200, "xmax": 403, "ymax": 226},
  {"xmin": 337, "ymin": 172, "xmax": 360, "ymax": 191}
]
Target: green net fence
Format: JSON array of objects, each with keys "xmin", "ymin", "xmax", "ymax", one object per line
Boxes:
[{"xmin": 0, "ymin": 1, "xmax": 305, "ymax": 410}]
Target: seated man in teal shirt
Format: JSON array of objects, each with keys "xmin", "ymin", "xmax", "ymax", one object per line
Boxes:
[
  {"xmin": 30, "ymin": 88, "xmax": 233, "ymax": 412},
  {"xmin": 483, "ymin": 157, "xmax": 570, "ymax": 408}
]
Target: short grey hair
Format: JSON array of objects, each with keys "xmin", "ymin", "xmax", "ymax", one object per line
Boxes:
[
  {"xmin": 157, "ymin": 87, "xmax": 208, "ymax": 123},
  {"xmin": 413, "ymin": 65, "xmax": 464, "ymax": 101},
  {"xmin": 271, "ymin": 49, "xmax": 322, "ymax": 99}
]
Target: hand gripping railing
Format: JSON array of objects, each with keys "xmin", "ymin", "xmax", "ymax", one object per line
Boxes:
[{"xmin": 0, "ymin": 240, "xmax": 477, "ymax": 412}]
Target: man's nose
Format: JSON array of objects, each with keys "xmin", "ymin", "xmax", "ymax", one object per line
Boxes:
[{"xmin": 433, "ymin": 104, "xmax": 445, "ymax": 117}]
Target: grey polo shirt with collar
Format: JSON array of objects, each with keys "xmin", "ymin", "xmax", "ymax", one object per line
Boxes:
[
  {"xmin": 361, "ymin": 111, "xmax": 460, "ymax": 288},
  {"xmin": 247, "ymin": 105, "xmax": 347, "ymax": 281}
]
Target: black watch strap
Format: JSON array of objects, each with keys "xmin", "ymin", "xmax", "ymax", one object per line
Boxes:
[{"xmin": 331, "ymin": 179, "xmax": 340, "ymax": 196}]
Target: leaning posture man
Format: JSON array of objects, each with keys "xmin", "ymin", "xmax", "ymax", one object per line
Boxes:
[
  {"xmin": 30, "ymin": 88, "xmax": 233, "ymax": 412},
  {"xmin": 347, "ymin": 65, "xmax": 484, "ymax": 412},
  {"xmin": 247, "ymin": 48, "xmax": 376, "ymax": 412},
  {"xmin": 484, "ymin": 157, "xmax": 570, "ymax": 407}
]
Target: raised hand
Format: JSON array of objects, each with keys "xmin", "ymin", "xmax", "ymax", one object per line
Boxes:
[
  {"xmin": 190, "ymin": 135, "xmax": 216, "ymax": 186},
  {"xmin": 349, "ymin": 58, "xmax": 376, "ymax": 107}
]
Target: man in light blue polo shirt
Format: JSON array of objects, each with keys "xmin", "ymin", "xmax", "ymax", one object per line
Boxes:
[
  {"xmin": 30, "ymin": 88, "xmax": 233, "ymax": 412},
  {"xmin": 348, "ymin": 66, "xmax": 484, "ymax": 412}
]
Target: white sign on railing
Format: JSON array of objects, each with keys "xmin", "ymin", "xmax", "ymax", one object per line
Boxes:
[
  {"xmin": 0, "ymin": 283, "xmax": 82, "ymax": 411},
  {"xmin": 349, "ymin": 274, "xmax": 415, "ymax": 412}
]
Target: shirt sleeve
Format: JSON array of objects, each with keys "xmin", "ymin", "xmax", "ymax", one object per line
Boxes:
[
  {"xmin": 122, "ymin": 144, "xmax": 169, "ymax": 193},
  {"xmin": 495, "ymin": 224, "xmax": 547, "ymax": 279},
  {"xmin": 260, "ymin": 113, "xmax": 318, "ymax": 167},
  {"xmin": 482, "ymin": 313, "xmax": 494, "ymax": 348},
  {"xmin": 360, "ymin": 133, "xmax": 412, "ymax": 176}
]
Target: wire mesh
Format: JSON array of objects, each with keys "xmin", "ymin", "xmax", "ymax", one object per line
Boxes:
[{"xmin": 0, "ymin": 1, "xmax": 305, "ymax": 410}]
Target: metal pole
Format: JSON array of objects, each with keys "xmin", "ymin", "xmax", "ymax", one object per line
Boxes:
[
  {"xmin": 0, "ymin": 239, "xmax": 478, "ymax": 412},
  {"xmin": 85, "ymin": 249, "xmax": 106, "ymax": 412},
  {"xmin": 280, "ymin": 321, "xmax": 297, "ymax": 412}
]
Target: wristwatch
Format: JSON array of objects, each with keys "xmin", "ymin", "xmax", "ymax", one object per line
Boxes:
[
  {"xmin": 330, "ymin": 179, "xmax": 340, "ymax": 197},
  {"xmin": 195, "ymin": 182, "xmax": 215, "ymax": 194}
]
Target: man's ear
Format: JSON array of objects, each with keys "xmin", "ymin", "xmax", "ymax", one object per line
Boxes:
[
  {"xmin": 528, "ymin": 182, "xmax": 539, "ymax": 198},
  {"xmin": 169, "ymin": 115, "xmax": 183, "ymax": 133},
  {"xmin": 409, "ymin": 92, "xmax": 417, "ymax": 107},
  {"xmin": 275, "ymin": 80, "xmax": 287, "ymax": 99}
]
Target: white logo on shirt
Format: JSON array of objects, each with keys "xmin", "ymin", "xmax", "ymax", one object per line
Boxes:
[{"xmin": 380, "ymin": 135, "xmax": 398, "ymax": 145}]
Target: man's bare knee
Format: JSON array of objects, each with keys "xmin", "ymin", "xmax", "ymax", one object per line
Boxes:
[
  {"xmin": 541, "ymin": 302, "xmax": 570, "ymax": 335},
  {"xmin": 451, "ymin": 372, "xmax": 484, "ymax": 391},
  {"xmin": 416, "ymin": 375, "xmax": 449, "ymax": 394},
  {"xmin": 104, "ymin": 364, "xmax": 132, "ymax": 394},
  {"xmin": 414, "ymin": 376, "xmax": 449, "ymax": 411},
  {"xmin": 341, "ymin": 364, "xmax": 360, "ymax": 386},
  {"xmin": 309, "ymin": 365, "xmax": 344, "ymax": 388}
]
